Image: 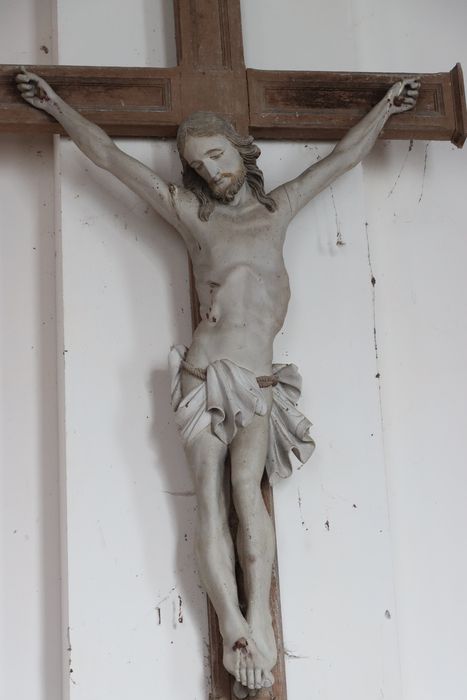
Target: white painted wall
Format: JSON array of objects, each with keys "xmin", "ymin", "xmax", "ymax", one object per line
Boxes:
[
  {"xmin": 0, "ymin": 3, "xmax": 61, "ymax": 700},
  {"xmin": 1, "ymin": 2, "xmax": 466, "ymax": 700}
]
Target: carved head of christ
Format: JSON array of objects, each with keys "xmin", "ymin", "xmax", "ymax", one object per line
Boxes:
[
  {"xmin": 183, "ymin": 133, "xmax": 247, "ymax": 203},
  {"xmin": 176, "ymin": 111, "xmax": 277, "ymax": 221}
]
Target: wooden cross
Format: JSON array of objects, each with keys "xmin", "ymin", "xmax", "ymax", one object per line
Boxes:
[{"xmin": 1, "ymin": 2, "xmax": 465, "ymax": 699}]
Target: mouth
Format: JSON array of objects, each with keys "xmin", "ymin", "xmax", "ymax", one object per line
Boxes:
[
  {"xmin": 211, "ymin": 174, "xmax": 228, "ymax": 186},
  {"xmin": 208, "ymin": 165, "xmax": 246, "ymax": 203}
]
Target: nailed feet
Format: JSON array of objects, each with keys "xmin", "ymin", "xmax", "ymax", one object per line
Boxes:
[{"xmin": 223, "ymin": 634, "xmax": 275, "ymax": 695}]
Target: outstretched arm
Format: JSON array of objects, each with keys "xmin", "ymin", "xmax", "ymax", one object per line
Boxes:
[
  {"xmin": 16, "ymin": 68, "xmax": 186, "ymax": 232},
  {"xmin": 274, "ymin": 78, "xmax": 420, "ymax": 218}
]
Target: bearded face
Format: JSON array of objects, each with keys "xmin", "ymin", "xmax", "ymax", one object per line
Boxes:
[
  {"xmin": 208, "ymin": 162, "xmax": 247, "ymax": 203},
  {"xmin": 182, "ymin": 134, "xmax": 247, "ymax": 203}
]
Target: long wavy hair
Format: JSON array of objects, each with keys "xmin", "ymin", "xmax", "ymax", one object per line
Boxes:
[{"xmin": 176, "ymin": 112, "xmax": 277, "ymax": 221}]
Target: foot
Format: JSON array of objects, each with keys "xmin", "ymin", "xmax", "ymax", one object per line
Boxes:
[
  {"xmin": 232, "ymin": 672, "xmax": 274, "ymax": 698},
  {"xmin": 223, "ymin": 634, "xmax": 272, "ymax": 692},
  {"xmin": 247, "ymin": 609, "xmax": 277, "ymax": 670}
]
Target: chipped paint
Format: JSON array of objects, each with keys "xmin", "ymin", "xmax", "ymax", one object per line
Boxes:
[
  {"xmin": 154, "ymin": 585, "xmax": 177, "ymax": 610},
  {"xmin": 297, "ymin": 488, "xmax": 309, "ymax": 531},
  {"xmin": 284, "ymin": 648, "xmax": 309, "ymax": 660},
  {"xmin": 178, "ymin": 595, "xmax": 183, "ymax": 624}
]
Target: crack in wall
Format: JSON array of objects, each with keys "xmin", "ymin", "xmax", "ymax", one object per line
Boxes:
[
  {"xmin": 365, "ymin": 222, "xmax": 380, "ymax": 366},
  {"xmin": 364, "ymin": 222, "xmax": 385, "ymax": 441},
  {"xmin": 330, "ymin": 185, "xmax": 345, "ymax": 246},
  {"xmin": 387, "ymin": 140, "xmax": 414, "ymax": 199},
  {"xmin": 418, "ymin": 143, "xmax": 429, "ymax": 204},
  {"xmin": 364, "ymin": 219, "xmax": 404, "ymax": 700}
]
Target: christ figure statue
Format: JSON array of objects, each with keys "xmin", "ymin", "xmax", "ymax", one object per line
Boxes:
[{"xmin": 16, "ymin": 67, "xmax": 419, "ymax": 694}]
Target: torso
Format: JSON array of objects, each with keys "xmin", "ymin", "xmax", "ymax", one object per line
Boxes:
[{"xmin": 174, "ymin": 186, "xmax": 292, "ymax": 375}]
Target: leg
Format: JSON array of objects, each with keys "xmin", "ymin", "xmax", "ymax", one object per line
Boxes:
[
  {"xmin": 230, "ymin": 398, "xmax": 277, "ymax": 690},
  {"xmin": 184, "ymin": 427, "xmax": 254, "ymax": 679}
]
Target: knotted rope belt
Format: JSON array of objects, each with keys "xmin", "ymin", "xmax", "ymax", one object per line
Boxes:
[{"xmin": 180, "ymin": 358, "xmax": 278, "ymax": 388}]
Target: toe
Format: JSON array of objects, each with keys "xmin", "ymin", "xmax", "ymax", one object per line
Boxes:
[
  {"xmin": 263, "ymin": 670, "xmax": 275, "ymax": 688},
  {"xmin": 240, "ymin": 663, "xmax": 247, "ymax": 688},
  {"xmin": 247, "ymin": 667, "xmax": 255, "ymax": 690},
  {"xmin": 235, "ymin": 652, "xmax": 241, "ymax": 683},
  {"xmin": 233, "ymin": 680, "xmax": 249, "ymax": 699},
  {"xmin": 254, "ymin": 668, "xmax": 262, "ymax": 689}
]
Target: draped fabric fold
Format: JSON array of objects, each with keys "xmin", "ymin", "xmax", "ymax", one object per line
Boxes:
[{"xmin": 169, "ymin": 345, "xmax": 315, "ymax": 484}]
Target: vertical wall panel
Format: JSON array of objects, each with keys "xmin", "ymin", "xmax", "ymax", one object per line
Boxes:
[
  {"xmin": 0, "ymin": 2, "xmax": 61, "ymax": 700},
  {"xmin": 54, "ymin": 2, "xmax": 203, "ymax": 698},
  {"xmin": 353, "ymin": 1, "xmax": 467, "ymax": 697}
]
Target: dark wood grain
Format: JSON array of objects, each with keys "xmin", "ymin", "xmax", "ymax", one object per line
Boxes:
[
  {"xmin": 0, "ymin": 64, "xmax": 181, "ymax": 136},
  {"xmin": 174, "ymin": 0, "xmax": 249, "ymax": 134},
  {"xmin": 248, "ymin": 67, "xmax": 466, "ymax": 146},
  {"xmin": 451, "ymin": 63, "xmax": 467, "ymax": 147},
  {"xmin": 1, "ymin": 62, "xmax": 465, "ymax": 145}
]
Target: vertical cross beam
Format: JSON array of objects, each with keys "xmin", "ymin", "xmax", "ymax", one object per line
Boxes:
[
  {"xmin": 174, "ymin": 0, "xmax": 249, "ymax": 134},
  {"xmin": 175, "ymin": 6, "xmax": 288, "ymax": 695}
]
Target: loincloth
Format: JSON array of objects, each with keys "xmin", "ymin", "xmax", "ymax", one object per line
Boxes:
[{"xmin": 169, "ymin": 345, "xmax": 315, "ymax": 484}]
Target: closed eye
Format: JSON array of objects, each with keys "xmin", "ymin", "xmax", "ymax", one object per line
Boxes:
[{"xmin": 206, "ymin": 148, "xmax": 223, "ymax": 159}]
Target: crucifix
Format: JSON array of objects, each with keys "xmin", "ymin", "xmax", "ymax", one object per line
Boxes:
[{"xmin": 2, "ymin": 2, "xmax": 466, "ymax": 699}]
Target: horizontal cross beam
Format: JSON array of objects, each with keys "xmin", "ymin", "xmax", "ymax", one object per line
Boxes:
[
  {"xmin": 0, "ymin": 63, "xmax": 465, "ymax": 146},
  {"xmin": 248, "ymin": 64, "xmax": 467, "ymax": 148}
]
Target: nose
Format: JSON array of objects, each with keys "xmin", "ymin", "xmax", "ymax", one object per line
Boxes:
[{"xmin": 203, "ymin": 159, "xmax": 220, "ymax": 180}]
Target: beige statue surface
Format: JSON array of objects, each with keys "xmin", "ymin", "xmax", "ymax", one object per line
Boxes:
[{"xmin": 16, "ymin": 67, "xmax": 419, "ymax": 695}]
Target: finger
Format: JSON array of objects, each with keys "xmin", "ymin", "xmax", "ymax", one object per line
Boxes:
[
  {"xmin": 16, "ymin": 74, "xmax": 32, "ymax": 83},
  {"xmin": 17, "ymin": 83, "xmax": 36, "ymax": 93},
  {"xmin": 406, "ymin": 89, "xmax": 419, "ymax": 97},
  {"xmin": 403, "ymin": 97, "xmax": 416, "ymax": 105},
  {"xmin": 19, "ymin": 69, "xmax": 40, "ymax": 82},
  {"xmin": 19, "ymin": 68, "xmax": 35, "ymax": 80},
  {"xmin": 247, "ymin": 667, "xmax": 255, "ymax": 690},
  {"xmin": 254, "ymin": 668, "xmax": 262, "ymax": 689}
]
